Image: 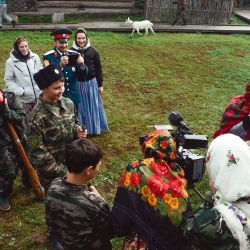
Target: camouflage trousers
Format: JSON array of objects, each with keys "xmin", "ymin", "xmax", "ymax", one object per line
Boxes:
[
  {"xmin": 0, "ymin": 144, "xmax": 19, "ymax": 198},
  {"xmin": 174, "ymin": 7, "xmax": 187, "ymax": 22}
]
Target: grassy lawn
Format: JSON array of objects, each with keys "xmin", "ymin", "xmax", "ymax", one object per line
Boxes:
[{"xmin": 0, "ymin": 30, "xmax": 250, "ymax": 249}]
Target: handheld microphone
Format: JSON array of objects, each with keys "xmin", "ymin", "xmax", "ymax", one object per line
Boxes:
[{"xmin": 168, "ymin": 111, "xmax": 191, "ymax": 132}]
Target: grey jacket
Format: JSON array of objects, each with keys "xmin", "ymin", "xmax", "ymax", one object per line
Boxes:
[{"xmin": 4, "ymin": 49, "xmax": 43, "ymax": 103}]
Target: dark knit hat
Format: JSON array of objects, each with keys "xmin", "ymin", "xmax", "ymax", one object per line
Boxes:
[{"xmin": 34, "ymin": 63, "xmax": 64, "ymax": 90}]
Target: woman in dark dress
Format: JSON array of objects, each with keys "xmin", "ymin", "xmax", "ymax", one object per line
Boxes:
[{"xmin": 70, "ymin": 28, "xmax": 108, "ymax": 135}]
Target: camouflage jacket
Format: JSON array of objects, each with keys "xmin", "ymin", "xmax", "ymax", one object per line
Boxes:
[
  {"xmin": 183, "ymin": 191, "xmax": 239, "ymax": 250},
  {"xmin": 177, "ymin": 0, "xmax": 187, "ymax": 8},
  {"xmin": 27, "ymin": 95, "xmax": 79, "ymax": 183},
  {"xmin": 0, "ymin": 91, "xmax": 26, "ymax": 148},
  {"xmin": 45, "ymin": 177, "xmax": 115, "ymax": 250}
]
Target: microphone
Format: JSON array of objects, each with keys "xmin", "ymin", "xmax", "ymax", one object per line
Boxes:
[{"xmin": 168, "ymin": 111, "xmax": 191, "ymax": 132}]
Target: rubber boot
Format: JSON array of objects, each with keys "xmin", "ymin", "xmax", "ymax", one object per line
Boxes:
[
  {"xmin": 183, "ymin": 20, "xmax": 187, "ymax": 26},
  {"xmin": 171, "ymin": 20, "xmax": 177, "ymax": 26}
]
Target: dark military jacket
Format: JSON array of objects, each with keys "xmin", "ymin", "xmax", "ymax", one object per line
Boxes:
[
  {"xmin": 27, "ymin": 95, "xmax": 79, "ymax": 185},
  {"xmin": 0, "ymin": 91, "xmax": 26, "ymax": 148},
  {"xmin": 177, "ymin": 0, "xmax": 187, "ymax": 8},
  {"xmin": 183, "ymin": 191, "xmax": 239, "ymax": 250},
  {"xmin": 45, "ymin": 177, "xmax": 115, "ymax": 250},
  {"xmin": 43, "ymin": 47, "xmax": 89, "ymax": 106}
]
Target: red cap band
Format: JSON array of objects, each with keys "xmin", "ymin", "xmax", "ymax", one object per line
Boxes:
[{"xmin": 54, "ymin": 33, "xmax": 70, "ymax": 39}]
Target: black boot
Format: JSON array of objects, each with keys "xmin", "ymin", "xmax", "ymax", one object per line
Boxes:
[
  {"xmin": 11, "ymin": 20, "xmax": 16, "ymax": 28},
  {"xmin": 183, "ymin": 20, "xmax": 187, "ymax": 26},
  {"xmin": 171, "ymin": 20, "xmax": 177, "ymax": 26}
]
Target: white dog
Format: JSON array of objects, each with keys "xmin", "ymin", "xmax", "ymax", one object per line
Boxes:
[{"xmin": 125, "ymin": 17, "xmax": 155, "ymax": 36}]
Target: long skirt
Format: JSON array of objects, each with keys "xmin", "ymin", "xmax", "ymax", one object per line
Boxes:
[{"xmin": 78, "ymin": 77, "xmax": 109, "ymax": 135}]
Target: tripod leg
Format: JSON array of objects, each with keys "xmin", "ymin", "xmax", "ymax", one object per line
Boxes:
[{"xmin": 192, "ymin": 186, "xmax": 204, "ymax": 201}]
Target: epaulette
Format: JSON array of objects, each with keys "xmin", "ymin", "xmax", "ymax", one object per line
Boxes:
[{"xmin": 43, "ymin": 50, "xmax": 55, "ymax": 56}]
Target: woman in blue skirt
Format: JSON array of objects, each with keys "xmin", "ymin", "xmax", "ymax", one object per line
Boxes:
[{"xmin": 70, "ymin": 28, "xmax": 109, "ymax": 135}]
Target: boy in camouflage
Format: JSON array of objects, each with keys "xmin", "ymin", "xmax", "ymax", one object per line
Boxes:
[
  {"xmin": 0, "ymin": 89, "xmax": 27, "ymax": 211},
  {"xmin": 45, "ymin": 138, "xmax": 116, "ymax": 250},
  {"xmin": 27, "ymin": 63, "xmax": 87, "ymax": 191}
]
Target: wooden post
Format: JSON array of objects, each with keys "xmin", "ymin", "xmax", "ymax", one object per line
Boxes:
[{"xmin": 52, "ymin": 13, "xmax": 65, "ymax": 24}]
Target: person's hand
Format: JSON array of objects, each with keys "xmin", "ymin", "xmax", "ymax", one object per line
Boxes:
[
  {"xmin": 77, "ymin": 125, "xmax": 87, "ymax": 139},
  {"xmin": 98, "ymin": 86, "xmax": 103, "ymax": 95},
  {"xmin": 181, "ymin": 7, "xmax": 185, "ymax": 11},
  {"xmin": 4, "ymin": 98, "xmax": 8, "ymax": 107},
  {"xmin": 89, "ymin": 185, "xmax": 101, "ymax": 197},
  {"xmin": 60, "ymin": 55, "xmax": 69, "ymax": 68},
  {"xmin": 209, "ymin": 179, "xmax": 217, "ymax": 195},
  {"xmin": 76, "ymin": 53, "xmax": 85, "ymax": 68}
]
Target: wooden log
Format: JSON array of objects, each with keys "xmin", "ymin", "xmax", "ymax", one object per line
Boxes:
[{"xmin": 52, "ymin": 12, "xmax": 65, "ymax": 23}]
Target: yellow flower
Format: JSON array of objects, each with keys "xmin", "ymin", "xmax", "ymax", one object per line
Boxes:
[
  {"xmin": 170, "ymin": 151, "xmax": 176, "ymax": 160},
  {"xmin": 126, "ymin": 172, "xmax": 132, "ymax": 178},
  {"xmin": 143, "ymin": 158, "xmax": 154, "ymax": 165},
  {"xmin": 148, "ymin": 193, "xmax": 157, "ymax": 207},
  {"xmin": 141, "ymin": 185, "xmax": 151, "ymax": 198},
  {"xmin": 124, "ymin": 179, "xmax": 130, "ymax": 187},
  {"xmin": 147, "ymin": 138, "xmax": 155, "ymax": 145},
  {"xmin": 170, "ymin": 197, "xmax": 179, "ymax": 210},
  {"xmin": 164, "ymin": 193, "xmax": 172, "ymax": 205},
  {"xmin": 183, "ymin": 189, "xmax": 189, "ymax": 198}
]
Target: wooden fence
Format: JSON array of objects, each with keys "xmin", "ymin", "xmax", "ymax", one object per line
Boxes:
[{"xmin": 145, "ymin": 0, "xmax": 234, "ymax": 24}]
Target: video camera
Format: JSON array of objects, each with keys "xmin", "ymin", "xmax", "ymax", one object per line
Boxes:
[{"xmin": 139, "ymin": 111, "xmax": 208, "ymax": 200}]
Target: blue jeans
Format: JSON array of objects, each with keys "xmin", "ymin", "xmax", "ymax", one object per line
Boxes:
[{"xmin": 0, "ymin": 4, "xmax": 12, "ymax": 26}]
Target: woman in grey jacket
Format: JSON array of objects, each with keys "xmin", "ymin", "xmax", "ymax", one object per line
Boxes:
[{"xmin": 4, "ymin": 36, "xmax": 43, "ymax": 114}]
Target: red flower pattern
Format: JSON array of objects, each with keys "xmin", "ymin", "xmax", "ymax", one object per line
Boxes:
[
  {"xmin": 131, "ymin": 161, "xmax": 139, "ymax": 167},
  {"xmin": 147, "ymin": 176, "xmax": 167, "ymax": 198},
  {"xmin": 168, "ymin": 177, "xmax": 184, "ymax": 197},
  {"xmin": 151, "ymin": 161, "xmax": 171, "ymax": 178},
  {"xmin": 130, "ymin": 172, "xmax": 142, "ymax": 187}
]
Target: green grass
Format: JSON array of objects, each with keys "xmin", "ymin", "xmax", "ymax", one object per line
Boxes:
[
  {"xmin": 16, "ymin": 13, "xmax": 248, "ymax": 25},
  {"xmin": 17, "ymin": 14, "xmax": 143, "ymax": 24},
  {"xmin": 1, "ymin": 31, "xmax": 250, "ymax": 249}
]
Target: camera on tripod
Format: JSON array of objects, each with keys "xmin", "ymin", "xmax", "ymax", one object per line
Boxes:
[{"xmin": 139, "ymin": 111, "xmax": 208, "ymax": 200}]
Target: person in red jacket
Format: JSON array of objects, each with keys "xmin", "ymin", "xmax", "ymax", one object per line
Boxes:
[{"xmin": 213, "ymin": 81, "xmax": 250, "ymax": 141}]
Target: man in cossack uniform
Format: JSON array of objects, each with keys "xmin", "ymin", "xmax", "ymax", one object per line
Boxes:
[{"xmin": 43, "ymin": 29, "xmax": 88, "ymax": 109}]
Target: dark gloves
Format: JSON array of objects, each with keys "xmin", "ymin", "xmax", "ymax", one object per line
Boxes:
[
  {"xmin": 173, "ymin": 1, "xmax": 177, "ymax": 4},
  {"xmin": 181, "ymin": 7, "xmax": 185, "ymax": 11},
  {"xmin": 243, "ymin": 115, "xmax": 250, "ymax": 130}
]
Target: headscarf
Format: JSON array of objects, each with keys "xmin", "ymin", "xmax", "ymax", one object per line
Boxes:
[
  {"xmin": 72, "ymin": 28, "xmax": 91, "ymax": 52},
  {"xmin": 213, "ymin": 82, "xmax": 250, "ymax": 139},
  {"xmin": 12, "ymin": 36, "xmax": 30, "ymax": 62},
  {"xmin": 206, "ymin": 134, "xmax": 250, "ymax": 249},
  {"xmin": 110, "ymin": 129, "xmax": 192, "ymax": 250}
]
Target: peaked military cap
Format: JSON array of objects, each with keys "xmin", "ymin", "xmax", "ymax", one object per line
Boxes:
[
  {"xmin": 34, "ymin": 63, "xmax": 64, "ymax": 90},
  {"xmin": 50, "ymin": 29, "xmax": 72, "ymax": 42}
]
